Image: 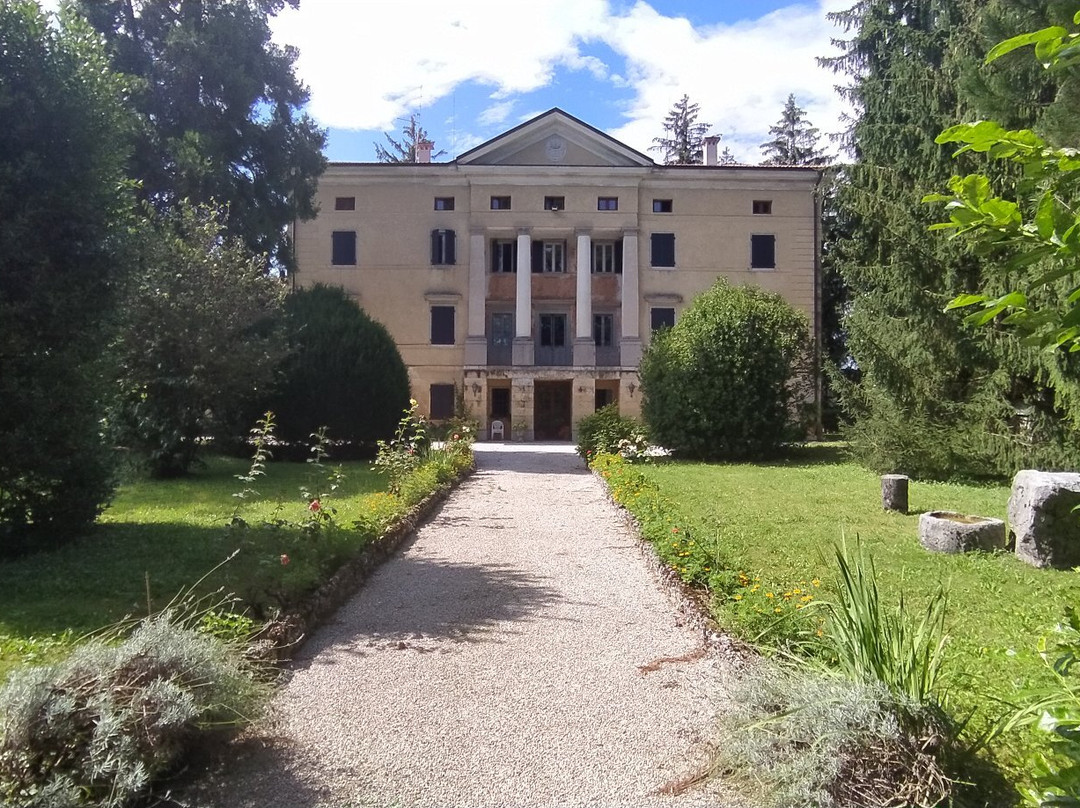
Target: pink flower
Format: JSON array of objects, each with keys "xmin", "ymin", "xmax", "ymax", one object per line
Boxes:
[
  {"xmin": 308, "ymin": 499, "xmax": 321, "ymax": 512},
  {"xmin": 671, "ymin": 527, "xmax": 679, "ymax": 534},
  {"xmin": 280, "ymin": 554, "xmax": 290, "ymax": 566},
  {"xmin": 452, "ymin": 433, "xmax": 460, "ymax": 441}
]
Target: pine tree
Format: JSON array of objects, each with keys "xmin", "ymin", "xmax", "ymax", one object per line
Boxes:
[
  {"xmin": 719, "ymin": 147, "xmax": 737, "ymax": 165},
  {"xmin": 820, "ymin": 0, "xmax": 1080, "ymax": 478},
  {"xmin": 760, "ymin": 94, "xmax": 830, "ymax": 166},
  {"xmin": 374, "ymin": 114, "xmax": 446, "ymax": 163},
  {"xmin": 650, "ymin": 95, "xmax": 711, "ymax": 165}
]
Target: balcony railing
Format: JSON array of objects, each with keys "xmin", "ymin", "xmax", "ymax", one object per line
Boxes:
[
  {"xmin": 595, "ymin": 345, "xmax": 620, "ymax": 367},
  {"xmin": 487, "ymin": 341, "xmax": 512, "ymax": 366},
  {"xmin": 534, "ymin": 344, "xmax": 573, "ymax": 366}
]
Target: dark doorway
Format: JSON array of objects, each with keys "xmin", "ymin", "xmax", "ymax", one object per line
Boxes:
[{"xmin": 534, "ymin": 381, "xmax": 573, "ymax": 441}]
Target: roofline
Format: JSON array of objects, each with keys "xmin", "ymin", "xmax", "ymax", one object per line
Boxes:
[{"xmin": 454, "ymin": 107, "xmax": 656, "ymax": 166}]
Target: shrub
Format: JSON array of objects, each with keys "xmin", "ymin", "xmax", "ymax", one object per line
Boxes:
[
  {"xmin": 711, "ymin": 666, "xmax": 951, "ymax": 808},
  {"xmin": 638, "ymin": 279, "xmax": 812, "ymax": 459},
  {"xmin": 270, "ymin": 284, "xmax": 410, "ymax": 449},
  {"xmin": 575, "ymin": 405, "xmax": 648, "ymax": 460},
  {"xmin": 0, "ymin": 611, "xmax": 266, "ymax": 807}
]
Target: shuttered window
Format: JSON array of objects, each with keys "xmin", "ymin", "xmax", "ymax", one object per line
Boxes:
[
  {"xmin": 331, "ymin": 231, "xmax": 356, "ymax": 265},
  {"xmin": 430, "ymin": 229, "xmax": 456, "ymax": 265},
  {"xmin": 751, "ymin": 234, "xmax": 776, "ymax": 269},
  {"xmin": 430, "ymin": 306, "xmax": 455, "ymax": 345},
  {"xmin": 651, "ymin": 307, "xmax": 675, "ymax": 331},
  {"xmin": 430, "ymin": 384, "xmax": 455, "ymax": 419},
  {"xmin": 650, "ymin": 233, "xmax": 675, "ymax": 268}
]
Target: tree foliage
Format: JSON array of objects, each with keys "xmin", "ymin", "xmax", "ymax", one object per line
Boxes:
[
  {"xmin": 270, "ymin": 284, "xmax": 411, "ymax": 449},
  {"xmin": 77, "ymin": 0, "xmax": 327, "ymax": 268},
  {"xmin": 651, "ymin": 94, "xmax": 711, "ymax": 165},
  {"xmin": 760, "ymin": 93, "xmax": 830, "ymax": 166},
  {"xmin": 374, "ymin": 114, "xmax": 446, "ymax": 163},
  {"xmin": 639, "ymin": 280, "xmax": 812, "ymax": 460},
  {"xmin": 821, "ymin": 0, "xmax": 1080, "ymax": 479},
  {"xmin": 113, "ymin": 203, "xmax": 286, "ymax": 477},
  {"xmin": 0, "ymin": 2, "xmax": 133, "ymax": 554}
]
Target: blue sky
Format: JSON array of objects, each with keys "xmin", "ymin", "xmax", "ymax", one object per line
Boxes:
[{"xmin": 270, "ymin": 0, "xmax": 853, "ymax": 164}]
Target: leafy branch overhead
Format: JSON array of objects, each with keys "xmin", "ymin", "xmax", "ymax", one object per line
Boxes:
[{"xmin": 925, "ymin": 10, "xmax": 1080, "ymax": 351}]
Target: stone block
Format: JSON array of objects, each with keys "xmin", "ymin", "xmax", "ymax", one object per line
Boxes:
[
  {"xmin": 918, "ymin": 511, "xmax": 1006, "ymax": 554},
  {"xmin": 882, "ymin": 474, "xmax": 909, "ymax": 512},
  {"xmin": 1008, "ymin": 470, "xmax": 1080, "ymax": 569}
]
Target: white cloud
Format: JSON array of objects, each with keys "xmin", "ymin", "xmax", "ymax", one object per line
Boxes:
[
  {"xmin": 271, "ymin": 0, "xmax": 611, "ymax": 131},
  {"xmin": 478, "ymin": 99, "xmax": 516, "ymax": 127},
  {"xmin": 603, "ymin": 1, "xmax": 853, "ymax": 162}
]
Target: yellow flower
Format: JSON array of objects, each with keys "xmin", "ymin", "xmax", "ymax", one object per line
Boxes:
[
  {"xmin": 733, "ymin": 594, "xmax": 743, "ymax": 601},
  {"xmin": 774, "ymin": 607, "xmax": 783, "ymax": 613},
  {"xmin": 801, "ymin": 595, "xmax": 813, "ymax": 603},
  {"xmin": 765, "ymin": 592, "xmax": 775, "ymax": 599},
  {"xmin": 812, "ymin": 579, "xmax": 821, "ymax": 587}
]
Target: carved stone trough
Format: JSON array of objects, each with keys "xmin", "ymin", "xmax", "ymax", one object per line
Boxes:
[{"xmin": 918, "ymin": 511, "xmax": 1006, "ymax": 554}]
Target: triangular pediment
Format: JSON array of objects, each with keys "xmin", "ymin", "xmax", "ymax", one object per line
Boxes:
[{"xmin": 456, "ymin": 109, "xmax": 654, "ymax": 168}]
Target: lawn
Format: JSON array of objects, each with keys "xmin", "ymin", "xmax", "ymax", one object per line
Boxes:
[
  {"xmin": 625, "ymin": 445, "xmax": 1080, "ymax": 770},
  {"xmin": 0, "ymin": 456, "xmax": 387, "ymax": 681}
]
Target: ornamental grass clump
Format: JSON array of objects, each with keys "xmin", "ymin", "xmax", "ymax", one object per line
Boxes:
[{"xmin": 0, "ymin": 610, "xmax": 267, "ymax": 808}]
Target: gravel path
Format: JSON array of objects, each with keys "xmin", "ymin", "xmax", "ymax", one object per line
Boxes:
[{"xmin": 176, "ymin": 444, "xmax": 741, "ymax": 808}]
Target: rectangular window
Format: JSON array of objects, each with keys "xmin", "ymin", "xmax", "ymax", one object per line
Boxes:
[
  {"xmin": 595, "ymin": 388, "xmax": 614, "ymax": 411},
  {"xmin": 597, "ymin": 196, "xmax": 618, "ymax": 211},
  {"xmin": 652, "ymin": 199, "xmax": 673, "ymax": 213},
  {"xmin": 591, "ymin": 241, "xmax": 623, "ymax": 274},
  {"xmin": 752, "ymin": 200, "xmax": 773, "ymax": 215},
  {"xmin": 539, "ymin": 313, "xmax": 567, "ymax": 347},
  {"xmin": 434, "ymin": 196, "xmax": 455, "ymax": 211},
  {"xmin": 544, "ymin": 195, "xmax": 565, "ymax": 211},
  {"xmin": 650, "ymin": 233, "xmax": 675, "ymax": 268},
  {"xmin": 430, "ymin": 229, "xmax": 456, "ymax": 266},
  {"xmin": 593, "ymin": 313, "xmax": 614, "ymax": 347},
  {"xmin": 751, "ymin": 234, "xmax": 776, "ymax": 269},
  {"xmin": 542, "ymin": 241, "xmax": 565, "ymax": 273},
  {"xmin": 334, "ymin": 196, "xmax": 355, "ymax": 211},
  {"xmin": 490, "ymin": 195, "xmax": 511, "ymax": 210},
  {"xmin": 429, "ymin": 384, "xmax": 455, "ymax": 420},
  {"xmin": 491, "ymin": 239, "xmax": 517, "ymax": 273},
  {"xmin": 331, "ymin": 231, "xmax": 356, "ymax": 266},
  {"xmin": 651, "ymin": 307, "xmax": 675, "ymax": 332},
  {"xmin": 430, "ymin": 306, "xmax": 455, "ymax": 345}
]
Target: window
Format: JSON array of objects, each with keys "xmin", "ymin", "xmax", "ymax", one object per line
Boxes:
[
  {"xmin": 331, "ymin": 231, "xmax": 356, "ymax": 265},
  {"xmin": 751, "ymin": 234, "xmax": 776, "ymax": 269},
  {"xmin": 593, "ymin": 313, "xmax": 614, "ymax": 347},
  {"xmin": 595, "ymin": 388, "xmax": 614, "ymax": 411},
  {"xmin": 752, "ymin": 200, "xmax": 773, "ymax": 215},
  {"xmin": 592, "ymin": 241, "xmax": 622, "ymax": 274},
  {"xmin": 597, "ymin": 196, "xmax": 618, "ymax": 211},
  {"xmin": 434, "ymin": 197, "xmax": 455, "ymax": 211},
  {"xmin": 650, "ymin": 233, "xmax": 675, "ymax": 268},
  {"xmin": 490, "ymin": 195, "xmax": 511, "ymax": 210},
  {"xmin": 430, "ymin": 306, "xmax": 455, "ymax": 345},
  {"xmin": 334, "ymin": 196, "xmax": 355, "ymax": 211},
  {"xmin": 531, "ymin": 240, "xmax": 566, "ymax": 273},
  {"xmin": 652, "ymin": 199, "xmax": 673, "ymax": 213},
  {"xmin": 539, "ymin": 313, "xmax": 567, "ymax": 347},
  {"xmin": 430, "ymin": 229, "xmax": 456, "ymax": 265},
  {"xmin": 491, "ymin": 239, "xmax": 516, "ymax": 273},
  {"xmin": 430, "ymin": 384, "xmax": 455, "ymax": 420},
  {"xmin": 544, "ymin": 195, "xmax": 565, "ymax": 211},
  {"xmin": 651, "ymin": 307, "xmax": 675, "ymax": 332}
]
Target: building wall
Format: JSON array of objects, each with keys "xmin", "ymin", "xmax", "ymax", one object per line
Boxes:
[{"xmin": 293, "ymin": 161, "xmax": 820, "ymax": 436}]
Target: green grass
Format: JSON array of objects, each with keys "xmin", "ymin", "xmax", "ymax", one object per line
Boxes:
[
  {"xmin": 0, "ymin": 456, "xmax": 386, "ymax": 681},
  {"xmin": 621, "ymin": 445, "xmax": 1080, "ymax": 771}
]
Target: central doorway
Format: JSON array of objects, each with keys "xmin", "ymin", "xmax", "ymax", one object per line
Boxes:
[{"xmin": 533, "ymin": 380, "xmax": 573, "ymax": 441}]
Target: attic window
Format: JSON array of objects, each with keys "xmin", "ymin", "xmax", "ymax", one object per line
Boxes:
[
  {"xmin": 597, "ymin": 196, "xmax": 618, "ymax": 211},
  {"xmin": 335, "ymin": 197, "xmax": 355, "ymax": 211},
  {"xmin": 653, "ymin": 199, "xmax": 673, "ymax": 213},
  {"xmin": 434, "ymin": 197, "xmax": 455, "ymax": 211},
  {"xmin": 490, "ymin": 196, "xmax": 511, "ymax": 210},
  {"xmin": 544, "ymin": 196, "xmax": 565, "ymax": 211},
  {"xmin": 752, "ymin": 200, "xmax": 772, "ymax": 215}
]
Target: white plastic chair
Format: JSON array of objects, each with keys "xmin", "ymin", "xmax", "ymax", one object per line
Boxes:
[{"xmin": 490, "ymin": 420, "xmax": 505, "ymax": 440}]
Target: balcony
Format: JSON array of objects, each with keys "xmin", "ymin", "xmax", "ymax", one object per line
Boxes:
[
  {"xmin": 535, "ymin": 344, "xmax": 573, "ymax": 366},
  {"xmin": 487, "ymin": 340, "xmax": 512, "ymax": 366},
  {"xmin": 595, "ymin": 345, "xmax": 620, "ymax": 367}
]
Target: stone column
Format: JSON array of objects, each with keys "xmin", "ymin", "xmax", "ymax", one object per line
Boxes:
[
  {"xmin": 574, "ymin": 229, "xmax": 595, "ymax": 366},
  {"xmin": 513, "ymin": 229, "xmax": 533, "ymax": 365},
  {"xmin": 620, "ymin": 229, "xmax": 641, "ymax": 367},
  {"xmin": 464, "ymin": 229, "xmax": 487, "ymax": 365},
  {"xmin": 511, "ymin": 376, "xmax": 533, "ymax": 441}
]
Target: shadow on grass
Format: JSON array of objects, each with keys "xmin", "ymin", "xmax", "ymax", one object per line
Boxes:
[
  {"xmin": 295, "ymin": 553, "xmax": 562, "ymax": 665},
  {"xmin": 648, "ymin": 441, "xmax": 853, "ymax": 470}
]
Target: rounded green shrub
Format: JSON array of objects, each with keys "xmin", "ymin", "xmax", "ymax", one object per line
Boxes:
[
  {"xmin": 575, "ymin": 404, "xmax": 648, "ymax": 460},
  {"xmin": 270, "ymin": 284, "xmax": 410, "ymax": 450},
  {"xmin": 639, "ymin": 279, "xmax": 812, "ymax": 459}
]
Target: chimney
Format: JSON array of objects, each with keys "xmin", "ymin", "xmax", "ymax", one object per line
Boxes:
[
  {"xmin": 416, "ymin": 139, "xmax": 434, "ymax": 164},
  {"xmin": 703, "ymin": 135, "xmax": 721, "ymax": 166}
]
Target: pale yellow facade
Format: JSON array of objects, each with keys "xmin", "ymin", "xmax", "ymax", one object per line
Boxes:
[{"xmin": 292, "ymin": 109, "xmax": 821, "ymax": 441}]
